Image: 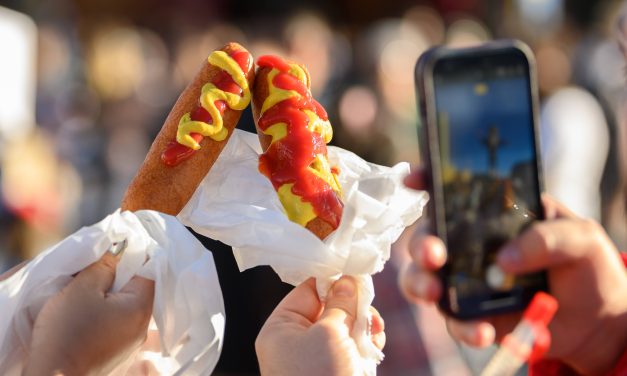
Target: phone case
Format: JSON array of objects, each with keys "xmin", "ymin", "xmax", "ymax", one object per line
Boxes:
[{"xmin": 414, "ymin": 40, "xmax": 547, "ymax": 319}]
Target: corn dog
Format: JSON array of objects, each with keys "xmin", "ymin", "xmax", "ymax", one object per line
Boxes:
[{"xmin": 121, "ymin": 42, "xmax": 254, "ymax": 215}]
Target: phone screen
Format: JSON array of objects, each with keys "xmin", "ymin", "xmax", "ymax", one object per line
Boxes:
[{"xmin": 431, "ymin": 50, "xmax": 545, "ymax": 316}]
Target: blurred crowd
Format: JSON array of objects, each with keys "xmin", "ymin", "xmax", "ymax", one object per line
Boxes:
[{"xmin": 0, "ymin": 0, "xmax": 626, "ymax": 374}]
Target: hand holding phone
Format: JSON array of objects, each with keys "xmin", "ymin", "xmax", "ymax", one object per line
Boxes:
[{"xmin": 415, "ymin": 40, "xmax": 547, "ymax": 319}]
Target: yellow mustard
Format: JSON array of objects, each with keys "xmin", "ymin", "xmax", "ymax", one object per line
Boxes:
[{"xmin": 176, "ymin": 50, "xmax": 251, "ymax": 150}]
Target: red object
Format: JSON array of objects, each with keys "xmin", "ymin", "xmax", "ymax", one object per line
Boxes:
[
  {"xmin": 256, "ymin": 55, "xmax": 343, "ymax": 229},
  {"xmin": 257, "ymin": 54, "xmax": 291, "ymax": 72},
  {"xmin": 524, "ymin": 292, "xmax": 558, "ymax": 362},
  {"xmin": 529, "ymin": 359, "xmax": 579, "ymax": 375},
  {"xmin": 530, "ymin": 349, "xmax": 627, "ymax": 376},
  {"xmin": 6, "ymin": 192, "xmax": 61, "ymax": 231},
  {"xmin": 608, "ymin": 348, "xmax": 627, "ymax": 376},
  {"xmin": 524, "ymin": 292, "xmax": 559, "ymax": 327},
  {"xmin": 161, "ymin": 48, "xmax": 251, "ymax": 167},
  {"xmin": 529, "ymin": 256, "xmax": 627, "ymax": 375},
  {"xmin": 608, "ymin": 252, "xmax": 627, "ymax": 375}
]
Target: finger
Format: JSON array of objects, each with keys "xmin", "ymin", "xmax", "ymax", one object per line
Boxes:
[
  {"xmin": 318, "ymin": 276, "xmax": 358, "ymax": 330},
  {"xmin": 497, "ymin": 218, "xmax": 610, "ymax": 273},
  {"xmin": 270, "ymin": 278, "xmax": 321, "ymax": 323},
  {"xmin": 372, "ymin": 330, "xmax": 386, "ymax": 351},
  {"xmin": 408, "ymin": 233, "xmax": 447, "ymax": 271},
  {"xmin": 119, "ymin": 276, "xmax": 155, "ymax": 307},
  {"xmin": 399, "ymin": 263, "xmax": 442, "ymax": 304},
  {"xmin": 114, "ymin": 276, "xmax": 155, "ymax": 333},
  {"xmin": 403, "ymin": 169, "xmax": 427, "ymax": 191},
  {"xmin": 541, "ymin": 194, "xmax": 577, "ymax": 220},
  {"xmin": 369, "ymin": 306, "xmax": 384, "ymax": 335},
  {"xmin": 73, "ymin": 251, "xmax": 121, "ymax": 293},
  {"xmin": 369, "ymin": 306, "xmax": 386, "ymax": 350},
  {"xmin": 446, "ymin": 318, "xmax": 495, "ymax": 348}
]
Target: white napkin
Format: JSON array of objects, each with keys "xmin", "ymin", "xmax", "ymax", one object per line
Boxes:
[
  {"xmin": 0, "ymin": 210, "xmax": 224, "ymax": 376},
  {"xmin": 179, "ymin": 129, "xmax": 428, "ymax": 375}
]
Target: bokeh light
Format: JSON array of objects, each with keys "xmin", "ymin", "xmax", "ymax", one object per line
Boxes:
[
  {"xmin": 402, "ymin": 6, "xmax": 445, "ymax": 45},
  {"xmin": 446, "ymin": 17, "xmax": 491, "ymax": 48},
  {"xmin": 285, "ymin": 12, "xmax": 333, "ymax": 95},
  {"xmin": 516, "ymin": 0, "xmax": 564, "ymax": 31},
  {"xmin": 536, "ymin": 43, "xmax": 571, "ymax": 94},
  {"xmin": 371, "ymin": 19, "xmax": 429, "ymax": 120},
  {"xmin": 338, "ymin": 85, "xmax": 378, "ymax": 133},
  {"xmin": 87, "ymin": 25, "xmax": 146, "ymax": 100}
]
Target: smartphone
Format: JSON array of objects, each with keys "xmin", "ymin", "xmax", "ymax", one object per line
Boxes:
[{"xmin": 415, "ymin": 40, "xmax": 547, "ymax": 320}]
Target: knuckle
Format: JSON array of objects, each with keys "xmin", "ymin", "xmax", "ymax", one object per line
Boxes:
[
  {"xmin": 398, "ymin": 263, "xmax": 415, "ymax": 295},
  {"xmin": 578, "ymin": 218, "xmax": 609, "ymax": 254},
  {"xmin": 330, "ymin": 301, "xmax": 357, "ymax": 322},
  {"xmin": 98, "ymin": 255, "xmax": 118, "ymax": 273},
  {"xmin": 529, "ymin": 223, "xmax": 554, "ymax": 252},
  {"xmin": 579, "ymin": 218, "xmax": 603, "ymax": 236},
  {"xmin": 343, "ymin": 306, "xmax": 357, "ymax": 324}
]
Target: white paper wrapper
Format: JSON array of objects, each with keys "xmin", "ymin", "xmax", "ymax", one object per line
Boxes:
[
  {"xmin": 179, "ymin": 129, "xmax": 428, "ymax": 374},
  {"xmin": 0, "ymin": 210, "xmax": 224, "ymax": 376}
]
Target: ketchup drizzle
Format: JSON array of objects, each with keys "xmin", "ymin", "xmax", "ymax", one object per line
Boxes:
[{"xmin": 257, "ymin": 55, "xmax": 343, "ymax": 229}]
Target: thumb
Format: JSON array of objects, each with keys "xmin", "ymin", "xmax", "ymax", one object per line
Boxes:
[
  {"xmin": 497, "ymin": 218, "xmax": 610, "ymax": 274},
  {"xmin": 269, "ymin": 278, "xmax": 321, "ymax": 323},
  {"xmin": 318, "ymin": 276, "xmax": 358, "ymax": 331},
  {"xmin": 73, "ymin": 246, "xmax": 124, "ymax": 293}
]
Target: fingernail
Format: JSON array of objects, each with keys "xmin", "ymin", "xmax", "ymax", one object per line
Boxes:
[
  {"xmin": 430, "ymin": 242, "xmax": 447, "ymax": 266},
  {"xmin": 332, "ymin": 277, "xmax": 356, "ymax": 298},
  {"xmin": 108, "ymin": 239, "xmax": 128, "ymax": 258},
  {"xmin": 497, "ymin": 245, "xmax": 520, "ymax": 268},
  {"xmin": 476, "ymin": 323, "xmax": 495, "ymax": 348}
]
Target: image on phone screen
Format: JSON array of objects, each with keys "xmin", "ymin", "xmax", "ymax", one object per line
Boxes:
[{"xmin": 431, "ymin": 53, "xmax": 545, "ymax": 314}]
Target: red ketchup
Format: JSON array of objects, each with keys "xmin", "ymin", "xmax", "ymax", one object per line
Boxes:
[
  {"xmin": 257, "ymin": 55, "xmax": 343, "ymax": 230},
  {"xmin": 161, "ymin": 49, "xmax": 250, "ymax": 167}
]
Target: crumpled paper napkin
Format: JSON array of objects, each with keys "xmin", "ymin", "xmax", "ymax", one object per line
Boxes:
[
  {"xmin": 179, "ymin": 129, "xmax": 428, "ymax": 375},
  {"xmin": 0, "ymin": 210, "xmax": 224, "ymax": 376}
]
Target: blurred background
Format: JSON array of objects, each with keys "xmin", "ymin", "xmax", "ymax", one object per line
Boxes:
[{"xmin": 0, "ymin": 0, "xmax": 626, "ymax": 374}]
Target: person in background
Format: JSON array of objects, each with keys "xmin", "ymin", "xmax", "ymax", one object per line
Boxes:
[
  {"xmin": 540, "ymin": 86, "xmax": 609, "ymax": 222},
  {"xmin": 400, "ymin": 170, "xmax": 627, "ymax": 375}
]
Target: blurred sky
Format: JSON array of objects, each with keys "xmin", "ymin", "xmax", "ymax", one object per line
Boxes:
[{"xmin": 437, "ymin": 77, "xmax": 535, "ymax": 177}]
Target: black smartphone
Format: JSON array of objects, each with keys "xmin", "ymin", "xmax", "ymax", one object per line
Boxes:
[{"xmin": 415, "ymin": 40, "xmax": 547, "ymax": 320}]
